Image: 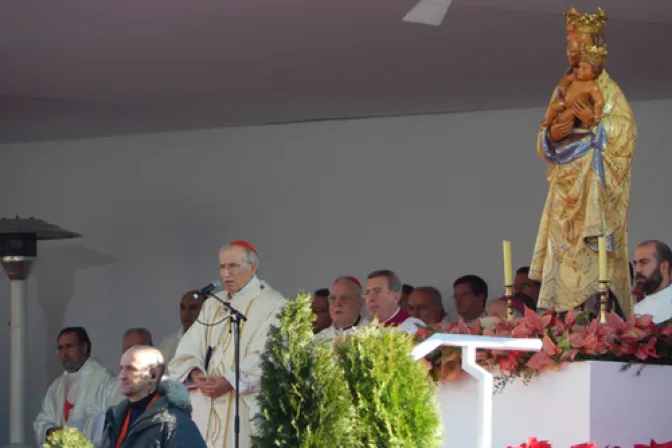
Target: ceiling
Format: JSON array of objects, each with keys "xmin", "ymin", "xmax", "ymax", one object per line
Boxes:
[{"xmin": 1, "ymin": 0, "xmax": 671, "ymax": 143}]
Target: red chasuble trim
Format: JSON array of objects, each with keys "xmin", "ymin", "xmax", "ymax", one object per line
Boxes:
[
  {"xmin": 383, "ymin": 308, "xmax": 410, "ymax": 327},
  {"xmin": 63, "ymin": 400, "xmax": 74, "ymax": 423}
]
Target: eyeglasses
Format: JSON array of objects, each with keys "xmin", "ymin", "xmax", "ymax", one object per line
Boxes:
[
  {"xmin": 364, "ymin": 287, "xmax": 390, "ymax": 298},
  {"xmin": 312, "ymin": 308, "xmax": 329, "ymax": 314},
  {"xmin": 219, "ymin": 263, "xmax": 246, "ymax": 272}
]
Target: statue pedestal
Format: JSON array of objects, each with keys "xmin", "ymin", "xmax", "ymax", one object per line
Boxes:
[{"xmin": 436, "ymin": 361, "xmax": 670, "ymax": 447}]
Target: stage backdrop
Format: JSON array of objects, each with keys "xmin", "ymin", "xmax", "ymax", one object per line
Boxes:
[{"xmin": 0, "ymin": 99, "xmax": 670, "ymax": 444}]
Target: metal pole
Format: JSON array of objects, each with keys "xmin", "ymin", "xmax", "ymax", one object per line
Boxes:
[{"xmin": 9, "ymin": 279, "xmax": 26, "ymax": 444}]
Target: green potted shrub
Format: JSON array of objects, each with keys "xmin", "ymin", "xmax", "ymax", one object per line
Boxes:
[
  {"xmin": 253, "ymin": 292, "xmax": 358, "ymax": 448},
  {"xmin": 336, "ymin": 325, "xmax": 443, "ymax": 448}
]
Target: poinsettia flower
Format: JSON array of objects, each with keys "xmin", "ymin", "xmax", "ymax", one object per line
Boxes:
[
  {"xmin": 508, "ymin": 437, "xmax": 552, "ymax": 448},
  {"xmin": 632, "ymin": 336, "xmax": 659, "ymax": 360},
  {"xmin": 416, "ymin": 326, "xmax": 434, "ymax": 340},
  {"xmin": 633, "ymin": 313, "xmax": 656, "ymax": 329},
  {"xmin": 634, "ymin": 440, "xmax": 672, "ymax": 448},
  {"xmin": 498, "ymin": 352, "xmax": 522, "ymax": 373},
  {"xmin": 526, "ymin": 335, "xmax": 561, "ymax": 371},
  {"xmin": 514, "ymin": 307, "xmax": 553, "ymax": 336},
  {"xmin": 570, "ymin": 443, "xmax": 596, "ymax": 448}
]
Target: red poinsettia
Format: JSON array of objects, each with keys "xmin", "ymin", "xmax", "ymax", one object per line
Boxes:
[
  {"xmin": 633, "ymin": 440, "xmax": 672, "ymax": 448},
  {"xmin": 508, "ymin": 436, "xmax": 552, "ymax": 448},
  {"xmin": 416, "ymin": 307, "xmax": 672, "ymax": 385},
  {"xmin": 511, "ymin": 439, "xmax": 672, "ymax": 447}
]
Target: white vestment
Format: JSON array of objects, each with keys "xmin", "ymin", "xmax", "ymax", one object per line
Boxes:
[
  {"xmin": 168, "ymin": 277, "xmax": 286, "ymax": 448},
  {"xmin": 316, "ymin": 316, "xmax": 371, "ymax": 344},
  {"xmin": 634, "ymin": 284, "xmax": 672, "ymax": 324},
  {"xmin": 34, "ymin": 357, "xmax": 122, "ymax": 447},
  {"xmin": 158, "ymin": 327, "xmax": 184, "ymax": 365}
]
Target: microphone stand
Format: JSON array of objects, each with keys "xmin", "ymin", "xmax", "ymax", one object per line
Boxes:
[{"xmin": 205, "ymin": 292, "xmax": 248, "ymax": 448}]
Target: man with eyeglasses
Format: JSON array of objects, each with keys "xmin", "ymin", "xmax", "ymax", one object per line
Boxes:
[
  {"xmin": 311, "ymin": 288, "xmax": 332, "ymax": 334},
  {"xmin": 317, "ymin": 276, "xmax": 370, "ymax": 343},
  {"xmin": 34, "ymin": 326, "xmax": 122, "ymax": 447},
  {"xmin": 364, "ymin": 269, "xmax": 424, "ymax": 334},
  {"xmin": 169, "ymin": 240, "xmax": 286, "ymax": 448}
]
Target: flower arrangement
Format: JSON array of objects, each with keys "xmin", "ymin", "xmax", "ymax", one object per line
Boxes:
[
  {"xmin": 508, "ymin": 437, "xmax": 672, "ymax": 447},
  {"xmin": 418, "ymin": 307, "xmax": 672, "ymax": 389}
]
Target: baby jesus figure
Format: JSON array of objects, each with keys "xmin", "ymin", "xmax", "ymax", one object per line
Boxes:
[{"xmin": 541, "ymin": 45, "xmax": 608, "ymax": 128}]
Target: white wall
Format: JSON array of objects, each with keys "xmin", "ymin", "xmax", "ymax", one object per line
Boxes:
[{"xmin": 0, "ymin": 99, "xmax": 670, "ymax": 444}]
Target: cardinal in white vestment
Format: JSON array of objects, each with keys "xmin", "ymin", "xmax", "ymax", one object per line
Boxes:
[
  {"xmin": 317, "ymin": 276, "xmax": 370, "ymax": 344},
  {"xmin": 34, "ymin": 327, "xmax": 122, "ymax": 447},
  {"xmin": 158, "ymin": 290, "xmax": 206, "ymax": 365},
  {"xmin": 168, "ymin": 240, "xmax": 286, "ymax": 448}
]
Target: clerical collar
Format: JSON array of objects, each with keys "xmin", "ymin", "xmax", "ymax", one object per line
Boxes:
[
  {"xmin": 338, "ymin": 315, "xmax": 361, "ymax": 331},
  {"xmin": 129, "ymin": 391, "xmax": 158, "ymax": 410},
  {"xmin": 230, "ymin": 276, "xmax": 258, "ymax": 298},
  {"xmin": 385, "ymin": 308, "xmax": 401, "ymax": 323}
]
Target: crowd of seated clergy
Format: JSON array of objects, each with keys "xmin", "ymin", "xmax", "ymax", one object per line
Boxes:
[{"xmin": 33, "ymin": 238, "xmax": 672, "ymax": 447}]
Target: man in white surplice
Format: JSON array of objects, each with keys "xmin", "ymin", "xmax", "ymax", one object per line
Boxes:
[
  {"xmin": 317, "ymin": 276, "xmax": 370, "ymax": 344},
  {"xmin": 168, "ymin": 240, "xmax": 286, "ymax": 448},
  {"xmin": 34, "ymin": 326, "xmax": 122, "ymax": 447},
  {"xmin": 157, "ymin": 290, "xmax": 206, "ymax": 365},
  {"xmin": 633, "ymin": 240, "xmax": 672, "ymax": 324}
]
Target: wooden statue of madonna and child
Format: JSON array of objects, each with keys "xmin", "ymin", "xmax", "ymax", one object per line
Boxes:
[{"xmin": 529, "ymin": 6, "xmax": 637, "ymax": 318}]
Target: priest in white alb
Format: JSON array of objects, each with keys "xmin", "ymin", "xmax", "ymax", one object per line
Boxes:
[
  {"xmin": 34, "ymin": 327, "xmax": 122, "ymax": 447},
  {"xmin": 168, "ymin": 240, "xmax": 286, "ymax": 448}
]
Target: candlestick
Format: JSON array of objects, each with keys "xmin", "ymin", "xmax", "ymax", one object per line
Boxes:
[
  {"xmin": 505, "ymin": 285, "xmax": 514, "ymax": 320},
  {"xmin": 503, "ymin": 240, "xmax": 513, "ymax": 286},
  {"xmin": 598, "ymin": 235, "xmax": 607, "ymax": 281}
]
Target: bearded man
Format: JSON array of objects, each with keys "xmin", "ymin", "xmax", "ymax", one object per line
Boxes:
[
  {"xmin": 633, "ymin": 240, "xmax": 672, "ymax": 324},
  {"xmin": 34, "ymin": 327, "xmax": 122, "ymax": 446}
]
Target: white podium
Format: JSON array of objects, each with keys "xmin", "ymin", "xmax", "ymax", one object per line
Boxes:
[
  {"xmin": 413, "ymin": 333, "xmax": 543, "ymax": 448},
  {"xmin": 434, "ymin": 361, "xmax": 672, "ymax": 447}
]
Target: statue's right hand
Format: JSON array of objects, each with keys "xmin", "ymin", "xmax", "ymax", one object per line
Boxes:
[{"xmin": 549, "ymin": 120, "xmax": 573, "ymax": 142}]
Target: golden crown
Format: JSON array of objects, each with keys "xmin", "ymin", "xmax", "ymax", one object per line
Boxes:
[
  {"xmin": 581, "ymin": 45, "xmax": 608, "ymax": 65},
  {"xmin": 565, "ymin": 6, "xmax": 608, "ymax": 34}
]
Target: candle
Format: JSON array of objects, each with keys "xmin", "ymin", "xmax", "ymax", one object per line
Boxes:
[
  {"xmin": 598, "ymin": 235, "xmax": 607, "ymax": 281},
  {"xmin": 503, "ymin": 240, "xmax": 513, "ymax": 286}
]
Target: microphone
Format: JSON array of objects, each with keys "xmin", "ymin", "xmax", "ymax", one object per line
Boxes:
[{"xmin": 193, "ymin": 280, "xmax": 222, "ymax": 299}]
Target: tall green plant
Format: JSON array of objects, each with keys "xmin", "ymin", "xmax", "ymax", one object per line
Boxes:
[
  {"xmin": 336, "ymin": 325, "xmax": 443, "ymax": 448},
  {"xmin": 252, "ymin": 292, "xmax": 358, "ymax": 448}
]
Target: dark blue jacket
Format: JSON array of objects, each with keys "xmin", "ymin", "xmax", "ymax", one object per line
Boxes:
[{"xmin": 101, "ymin": 379, "xmax": 206, "ymax": 448}]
